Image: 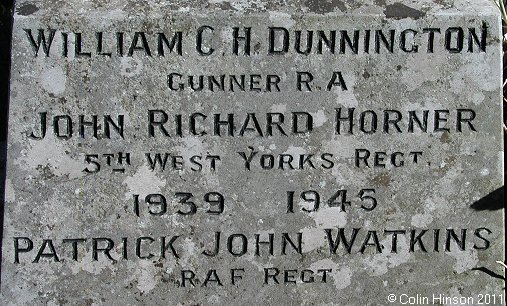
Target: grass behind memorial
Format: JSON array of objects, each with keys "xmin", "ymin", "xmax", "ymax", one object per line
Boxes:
[
  {"xmin": 495, "ymin": 0, "xmax": 507, "ymax": 133},
  {"xmin": 491, "ymin": 0, "xmax": 507, "ymax": 279}
]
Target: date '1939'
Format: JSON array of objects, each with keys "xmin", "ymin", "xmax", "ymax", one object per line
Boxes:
[{"xmin": 133, "ymin": 192, "xmax": 225, "ymax": 216}]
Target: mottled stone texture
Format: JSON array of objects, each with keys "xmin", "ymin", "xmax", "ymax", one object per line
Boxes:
[{"xmin": 1, "ymin": 0, "xmax": 504, "ymax": 305}]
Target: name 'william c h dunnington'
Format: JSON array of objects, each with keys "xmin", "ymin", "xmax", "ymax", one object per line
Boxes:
[{"xmin": 24, "ymin": 23, "xmax": 488, "ymax": 58}]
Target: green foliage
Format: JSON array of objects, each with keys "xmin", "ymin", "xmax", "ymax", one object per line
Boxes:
[
  {"xmin": 493, "ymin": 1, "xmax": 507, "ymax": 133},
  {"xmin": 493, "ymin": 0, "xmax": 507, "ymax": 27}
]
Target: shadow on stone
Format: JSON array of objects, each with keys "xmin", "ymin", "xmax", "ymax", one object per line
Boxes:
[
  {"xmin": 470, "ymin": 186, "xmax": 505, "ymax": 211},
  {"xmin": 0, "ymin": 0, "xmax": 14, "ymax": 289}
]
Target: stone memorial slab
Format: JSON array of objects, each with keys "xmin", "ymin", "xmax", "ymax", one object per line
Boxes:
[{"xmin": 1, "ymin": 0, "xmax": 504, "ymax": 304}]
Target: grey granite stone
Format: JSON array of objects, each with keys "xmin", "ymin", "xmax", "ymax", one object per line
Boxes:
[{"xmin": 1, "ymin": 0, "xmax": 504, "ymax": 305}]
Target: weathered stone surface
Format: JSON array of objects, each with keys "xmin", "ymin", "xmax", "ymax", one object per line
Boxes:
[{"xmin": 1, "ymin": 0, "xmax": 504, "ymax": 305}]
